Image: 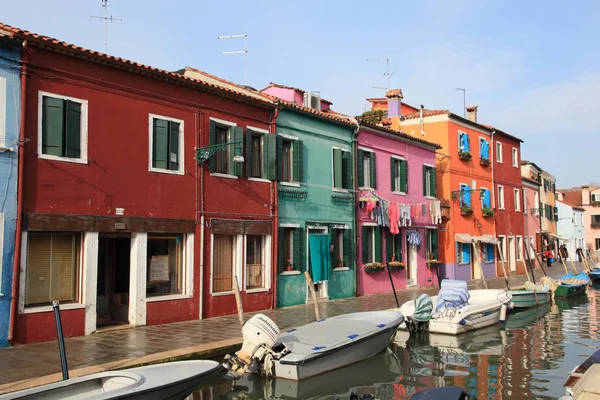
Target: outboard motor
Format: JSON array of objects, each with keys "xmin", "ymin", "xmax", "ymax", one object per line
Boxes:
[
  {"xmin": 405, "ymin": 294, "xmax": 433, "ymax": 333},
  {"xmin": 223, "ymin": 314, "xmax": 280, "ymax": 379}
]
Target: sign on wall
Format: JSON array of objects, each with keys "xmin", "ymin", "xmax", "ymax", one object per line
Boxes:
[{"xmin": 149, "ymin": 255, "xmax": 169, "ymax": 282}]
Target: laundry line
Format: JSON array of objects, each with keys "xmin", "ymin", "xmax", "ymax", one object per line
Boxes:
[{"xmin": 358, "ymin": 190, "xmax": 443, "ymax": 229}]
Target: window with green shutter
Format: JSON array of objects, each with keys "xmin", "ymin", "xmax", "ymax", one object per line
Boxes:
[
  {"xmin": 391, "ymin": 158, "xmax": 407, "ymax": 193},
  {"xmin": 276, "ymin": 137, "xmax": 302, "ymax": 183},
  {"xmin": 208, "ymin": 121, "xmax": 242, "ymax": 177},
  {"xmin": 151, "ymin": 116, "xmax": 182, "ymax": 172},
  {"xmin": 41, "ymin": 94, "xmax": 86, "ymax": 160},
  {"xmin": 426, "ymin": 228, "xmax": 439, "ymax": 260},
  {"xmin": 246, "ymin": 129, "xmax": 264, "ymax": 178},
  {"xmin": 333, "ymin": 148, "xmax": 351, "ymax": 190},
  {"xmin": 423, "ymin": 165, "xmax": 436, "ymax": 197},
  {"xmin": 385, "ymin": 231, "xmax": 402, "ymax": 262}
]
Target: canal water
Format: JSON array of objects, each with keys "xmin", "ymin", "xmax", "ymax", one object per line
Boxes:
[{"xmin": 188, "ymin": 288, "xmax": 600, "ymax": 399}]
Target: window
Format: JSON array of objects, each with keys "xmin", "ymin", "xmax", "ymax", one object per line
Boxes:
[
  {"xmin": 209, "ymin": 119, "xmax": 243, "ymax": 177},
  {"xmin": 498, "ymin": 236, "xmax": 507, "ymax": 262},
  {"xmin": 512, "ymin": 148, "xmax": 519, "ymax": 167},
  {"xmin": 460, "ymin": 184, "xmax": 472, "ymax": 207},
  {"xmin": 212, "ymin": 234, "xmax": 236, "ymax": 293},
  {"xmin": 391, "ymin": 157, "xmax": 408, "ymax": 194},
  {"xmin": 523, "ymin": 189, "xmax": 527, "ymax": 214},
  {"xmin": 333, "ymin": 148, "xmax": 353, "ymax": 190},
  {"xmin": 279, "ymin": 227, "xmax": 305, "ymax": 273},
  {"xmin": 425, "ymin": 229, "xmax": 439, "ymax": 260},
  {"xmin": 596, "ymin": 239, "xmax": 600, "ymax": 251},
  {"xmin": 481, "ymin": 188, "xmax": 491, "ymax": 209},
  {"xmin": 479, "ymin": 137, "xmax": 490, "ymax": 160},
  {"xmin": 496, "ymin": 142, "xmax": 503, "ymax": 163},
  {"xmin": 458, "ymin": 131, "xmax": 470, "ymax": 153},
  {"xmin": 358, "ymin": 149, "xmax": 376, "ymax": 189},
  {"xmin": 246, "ymin": 235, "xmax": 266, "ymax": 289},
  {"xmin": 25, "ymin": 233, "xmax": 81, "ymax": 307},
  {"xmin": 0, "ymin": 77, "xmax": 5, "ymax": 148},
  {"xmin": 281, "ymin": 140, "xmax": 293, "ymax": 182},
  {"xmin": 534, "ymin": 192, "xmax": 539, "ymax": 215},
  {"xmin": 514, "ymin": 189, "xmax": 521, "ymax": 211},
  {"xmin": 331, "ymin": 228, "xmax": 352, "ymax": 269},
  {"xmin": 423, "ymin": 165, "xmax": 436, "ymax": 197},
  {"xmin": 362, "ymin": 226, "xmax": 383, "ymax": 264},
  {"xmin": 481, "ymin": 243, "xmax": 495, "ymax": 263},
  {"xmin": 38, "ymin": 92, "xmax": 88, "ymax": 163},
  {"xmin": 147, "ymin": 234, "xmax": 184, "ymax": 297},
  {"xmin": 457, "ymin": 242, "xmax": 471, "ymax": 264},
  {"xmin": 574, "ymin": 213, "xmax": 577, "ymax": 226},
  {"xmin": 592, "ymin": 194, "xmax": 600, "ymax": 202},
  {"xmin": 149, "ymin": 115, "xmax": 184, "ymax": 174},
  {"xmin": 385, "ymin": 231, "xmax": 403, "ymax": 262},
  {"xmin": 517, "ymin": 236, "xmax": 523, "ymax": 261},
  {"xmin": 246, "ymin": 128, "xmax": 273, "ymax": 179},
  {"xmin": 497, "ymin": 185, "xmax": 505, "ymax": 209},
  {"xmin": 581, "ymin": 213, "xmax": 584, "ymax": 226},
  {"xmin": 592, "ymin": 215, "xmax": 600, "ymax": 224}
]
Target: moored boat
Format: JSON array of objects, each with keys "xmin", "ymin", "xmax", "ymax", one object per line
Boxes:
[
  {"xmin": 543, "ymin": 272, "xmax": 590, "ymax": 298},
  {"xmin": 0, "ymin": 360, "xmax": 223, "ymax": 400},
  {"xmin": 588, "ymin": 269, "xmax": 600, "ymax": 284},
  {"xmin": 563, "ymin": 349, "xmax": 600, "ymax": 397},
  {"xmin": 560, "ymin": 364, "xmax": 600, "ymax": 400},
  {"xmin": 509, "ymin": 281, "xmax": 551, "ymax": 309}
]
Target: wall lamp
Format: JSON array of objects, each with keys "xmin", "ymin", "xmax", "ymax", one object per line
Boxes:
[{"xmin": 195, "ymin": 140, "xmax": 244, "ymax": 165}]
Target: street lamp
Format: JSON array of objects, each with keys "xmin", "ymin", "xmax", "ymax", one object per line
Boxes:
[{"xmin": 195, "ymin": 140, "xmax": 244, "ymax": 165}]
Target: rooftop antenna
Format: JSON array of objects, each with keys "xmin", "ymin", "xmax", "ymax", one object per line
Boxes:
[
  {"xmin": 90, "ymin": 0, "xmax": 122, "ymax": 54},
  {"xmin": 218, "ymin": 34, "xmax": 248, "ymax": 86},
  {"xmin": 367, "ymin": 58, "xmax": 394, "ymax": 91},
  {"xmin": 455, "ymin": 88, "xmax": 466, "ymax": 117}
]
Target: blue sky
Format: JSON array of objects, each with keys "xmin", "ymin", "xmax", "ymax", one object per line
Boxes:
[{"xmin": 3, "ymin": 0, "xmax": 599, "ymax": 188}]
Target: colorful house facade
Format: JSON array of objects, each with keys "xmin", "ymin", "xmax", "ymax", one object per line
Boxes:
[
  {"xmin": 260, "ymin": 84, "xmax": 356, "ymax": 308},
  {"xmin": 522, "ymin": 175, "xmax": 541, "ymax": 261},
  {"xmin": 556, "ymin": 197, "xmax": 585, "ymax": 260},
  {"xmin": 561, "ymin": 185, "xmax": 600, "ymax": 251},
  {"xmin": 355, "ymin": 118, "xmax": 441, "ymax": 295},
  {"xmin": 0, "ymin": 35, "xmax": 20, "ymax": 347},
  {"xmin": 522, "ymin": 161, "xmax": 557, "ymax": 251}
]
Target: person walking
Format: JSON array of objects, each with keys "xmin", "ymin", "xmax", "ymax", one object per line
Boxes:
[{"xmin": 544, "ymin": 247, "xmax": 553, "ymax": 267}]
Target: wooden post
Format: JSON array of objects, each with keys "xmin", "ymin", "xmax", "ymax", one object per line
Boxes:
[
  {"xmin": 579, "ymin": 249, "xmax": 591, "ymax": 273},
  {"xmin": 473, "ymin": 241, "xmax": 487, "ymax": 289},
  {"xmin": 569, "ymin": 257, "xmax": 578, "ymax": 274},
  {"xmin": 524, "ymin": 246, "xmax": 536, "ymax": 284},
  {"xmin": 529, "ymin": 242, "xmax": 548, "ymax": 277},
  {"xmin": 496, "ymin": 242, "xmax": 510, "ymax": 288},
  {"xmin": 560, "ymin": 256, "xmax": 569, "ymax": 275},
  {"xmin": 232, "ymin": 276, "xmax": 244, "ymax": 328},
  {"xmin": 304, "ymin": 271, "xmax": 321, "ymax": 321}
]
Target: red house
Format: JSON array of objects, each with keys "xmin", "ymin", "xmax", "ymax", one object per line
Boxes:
[{"xmin": 5, "ymin": 24, "xmax": 277, "ymax": 344}]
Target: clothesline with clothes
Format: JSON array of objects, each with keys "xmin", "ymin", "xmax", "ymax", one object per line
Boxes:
[{"xmin": 359, "ymin": 190, "xmax": 442, "ymax": 234}]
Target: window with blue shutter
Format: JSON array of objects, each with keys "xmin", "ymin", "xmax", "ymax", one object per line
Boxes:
[
  {"xmin": 459, "ymin": 131, "xmax": 470, "ymax": 152},
  {"xmin": 479, "ymin": 138, "xmax": 489, "ymax": 160},
  {"xmin": 460, "ymin": 184, "xmax": 472, "ymax": 207},
  {"xmin": 462, "ymin": 243, "xmax": 471, "ymax": 263},
  {"xmin": 482, "ymin": 188, "xmax": 491, "ymax": 208}
]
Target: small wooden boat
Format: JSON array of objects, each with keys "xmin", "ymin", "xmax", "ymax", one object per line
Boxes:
[
  {"xmin": 224, "ymin": 311, "xmax": 404, "ymax": 381},
  {"xmin": 0, "ymin": 360, "xmax": 223, "ymax": 400},
  {"xmin": 410, "ymin": 386, "xmax": 478, "ymax": 399},
  {"xmin": 551, "ymin": 272, "xmax": 590, "ymax": 298},
  {"xmin": 560, "ymin": 364, "xmax": 600, "ymax": 399},
  {"xmin": 504, "ymin": 303, "xmax": 550, "ymax": 330},
  {"xmin": 563, "ymin": 349, "xmax": 600, "ymax": 397},
  {"xmin": 588, "ymin": 269, "xmax": 600, "ymax": 284},
  {"xmin": 509, "ymin": 281, "xmax": 551, "ymax": 309}
]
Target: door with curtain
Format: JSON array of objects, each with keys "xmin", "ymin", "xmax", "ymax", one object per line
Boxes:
[{"xmin": 307, "ymin": 226, "xmax": 329, "ymax": 299}]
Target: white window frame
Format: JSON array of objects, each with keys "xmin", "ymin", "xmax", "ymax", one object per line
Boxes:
[
  {"xmin": 574, "ymin": 212, "xmax": 577, "ymax": 226},
  {"xmin": 423, "ymin": 163, "xmax": 435, "ymax": 198},
  {"xmin": 480, "ymin": 186, "xmax": 489, "ymax": 209},
  {"xmin": 523, "ymin": 188, "xmax": 527, "ymax": 214},
  {"xmin": 209, "ymin": 117, "xmax": 238, "ymax": 179},
  {"xmin": 358, "ymin": 147, "xmax": 374, "ymax": 190},
  {"xmin": 247, "ymin": 126, "xmax": 269, "ymax": 182},
  {"xmin": 512, "ymin": 147, "xmax": 519, "ymax": 168},
  {"xmin": 516, "ymin": 236, "xmax": 523, "ymax": 261},
  {"xmin": 498, "ymin": 235, "xmax": 507, "ymax": 262},
  {"xmin": 459, "ymin": 182, "xmax": 470, "ymax": 207},
  {"xmin": 528, "ymin": 236, "xmax": 536, "ymax": 258},
  {"xmin": 457, "ymin": 242, "xmax": 471, "ymax": 265},
  {"xmin": 37, "ymin": 91, "xmax": 89, "ymax": 164},
  {"xmin": 148, "ymin": 113, "xmax": 185, "ymax": 176},
  {"xmin": 514, "ymin": 188, "xmax": 521, "ymax": 212},
  {"xmin": 243, "ymin": 234, "xmax": 272, "ymax": 293},
  {"xmin": 496, "ymin": 141, "xmax": 503, "ymax": 163},
  {"xmin": 534, "ymin": 192, "xmax": 540, "ymax": 215},
  {"xmin": 331, "ymin": 146, "xmax": 351, "ymax": 193},
  {"xmin": 209, "ymin": 233, "xmax": 243, "ymax": 296},
  {"xmin": 497, "ymin": 185, "xmax": 505, "ymax": 210},
  {"xmin": 0, "ymin": 77, "xmax": 6, "ymax": 149},
  {"xmin": 391, "ymin": 156, "xmax": 406, "ymax": 195},
  {"xmin": 458, "ymin": 130, "xmax": 468, "ymax": 152}
]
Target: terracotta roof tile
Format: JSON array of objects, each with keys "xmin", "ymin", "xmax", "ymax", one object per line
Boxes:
[
  {"xmin": 402, "ymin": 109, "xmax": 450, "ymax": 119},
  {"xmin": 385, "ymin": 89, "xmax": 403, "ymax": 99},
  {"xmin": 558, "ymin": 200, "xmax": 585, "ymax": 211},
  {"xmin": 522, "ymin": 176, "xmax": 541, "ymax": 186},
  {"xmin": 466, "ymin": 105, "xmax": 478, "ymax": 112},
  {"xmin": 261, "ymin": 82, "xmax": 333, "ymax": 104},
  {"xmin": 259, "ymin": 93, "xmax": 355, "ymax": 126},
  {"xmin": 358, "ymin": 121, "xmax": 442, "ymax": 149},
  {"xmin": 0, "ymin": 23, "xmax": 275, "ymax": 108}
]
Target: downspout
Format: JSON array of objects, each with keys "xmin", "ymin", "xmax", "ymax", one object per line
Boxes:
[
  {"xmin": 351, "ymin": 118, "xmax": 360, "ymax": 297},
  {"xmin": 8, "ymin": 40, "xmax": 28, "ymax": 342},
  {"xmin": 196, "ymin": 108, "xmax": 203, "ymax": 320},
  {"xmin": 270, "ymin": 107, "xmax": 278, "ymax": 309}
]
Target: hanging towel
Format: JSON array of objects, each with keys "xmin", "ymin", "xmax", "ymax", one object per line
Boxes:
[
  {"xmin": 309, "ymin": 234, "xmax": 331, "ymax": 282},
  {"xmin": 375, "ymin": 203, "xmax": 384, "ymax": 226},
  {"xmin": 389, "ymin": 202, "xmax": 400, "ymax": 234},
  {"xmin": 400, "ymin": 204, "xmax": 412, "ymax": 227},
  {"xmin": 382, "ymin": 200, "xmax": 390, "ymax": 228},
  {"xmin": 407, "ymin": 231, "xmax": 422, "ymax": 247}
]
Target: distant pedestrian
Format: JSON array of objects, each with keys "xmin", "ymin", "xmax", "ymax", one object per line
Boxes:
[
  {"xmin": 560, "ymin": 244, "xmax": 569, "ymax": 261},
  {"xmin": 544, "ymin": 248, "xmax": 553, "ymax": 267},
  {"xmin": 577, "ymin": 247, "xmax": 583, "ymax": 262}
]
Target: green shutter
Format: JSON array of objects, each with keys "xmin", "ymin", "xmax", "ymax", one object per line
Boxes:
[
  {"xmin": 276, "ymin": 136, "xmax": 284, "ymax": 181},
  {"xmin": 361, "ymin": 226, "xmax": 369, "ymax": 263},
  {"xmin": 168, "ymin": 121, "xmax": 180, "ymax": 171},
  {"xmin": 396, "ymin": 233, "xmax": 403, "ymax": 261},
  {"xmin": 293, "ymin": 140, "xmax": 304, "ymax": 182},
  {"xmin": 65, "ymin": 100, "xmax": 81, "ymax": 159},
  {"xmin": 390, "ymin": 158, "xmax": 396, "ymax": 192},
  {"xmin": 374, "ymin": 226, "xmax": 382, "ymax": 262},
  {"xmin": 333, "ymin": 148, "xmax": 342, "ymax": 188},
  {"xmin": 278, "ymin": 227, "xmax": 284, "ymax": 272},
  {"xmin": 401, "ymin": 160, "xmax": 408, "ymax": 193},
  {"xmin": 41, "ymin": 96, "xmax": 65, "ymax": 157},
  {"xmin": 330, "ymin": 228, "xmax": 338, "ymax": 269},
  {"xmin": 422, "ymin": 165, "xmax": 427, "ymax": 196},
  {"xmin": 430, "ymin": 167, "xmax": 437, "ymax": 197},
  {"xmin": 385, "ymin": 232, "xmax": 393, "ymax": 262},
  {"xmin": 343, "ymin": 229, "xmax": 353, "ymax": 268},
  {"xmin": 357, "ymin": 150, "xmax": 364, "ymax": 187},
  {"xmin": 264, "ymin": 134, "xmax": 277, "ymax": 180},
  {"xmin": 342, "ymin": 151, "xmax": 352, "ymax": 189},
  {"xmin": 152, "ymin": 118, "xmax": 169, "ymax": 169},
  {"xmin": 231, "ymin": 126, "xmax": 243, "ymax": 177},
  {"xmin": 245, "ymin": 128, "xmax": 254, "ymax": 177},
  {"xmin": 430, "ymin": 229, "xmax": 439, "ymax": 259},
  {"xmin": 293, "ymin": 227, "xmax": 305, "ymax": 272},
  {"xmin": 208, "ymin": 120, "xmax": 217, "ymax": 173},
  {"xmin": 370, "ymin": 152, "xmax": 377, "ymax": 189}
]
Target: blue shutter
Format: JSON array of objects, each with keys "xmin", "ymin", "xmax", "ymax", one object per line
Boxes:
[
  {"xmin": 488, "ymin": 244, "xmax": 495, "ymax": 262},
  {"xmin": 463, "ymin": 243, "xmax": 471, "ymax": 263},
  {"xmin": 456, "ymin": 242, "xmax": 460, "ymax": 263},
  {"xmin": 464, "ymin": 134, "xmax": 470, "ymax": 152},
  {"xmin": 481, "ymin": 140, "xmax": 489, "ymax": 159},
  {"xmin": 464, "ymin": 185, "xmax": 472, "ymax": 207},
  {"xmin": 484, "ymin": 189, "xmax": 491, "ymax": 208},
  {"xmin": 459, "ymin": 133, "xmax": 466, "ymax": 151}
]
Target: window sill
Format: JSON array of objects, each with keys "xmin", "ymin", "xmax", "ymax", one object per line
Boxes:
[
  {"xmin": 210, "ymin": 173, "xmax": 238, "ymax": 180},
  {"xmin": 149, "ymin": 167, "xmax": 185, "ymax": 176},
  {"xmin": 146, "ymin": 294, "xmax": 192, "ymax": 302},
  {"xmin": 280, "ymin": 181, "xmax": 300, "ymax": 188},
  {"xmin": 457, "ymin": 263, "xmax": 470, "ymax": 266},
  {"xmin": 332, "ymin": 188, "xmax": 349, "ymax": 193},
  {"xmin": 280, "ymin": 270, "xmax": 301, "ymax": 276},
  {"xmin": 392, "ymin": 191, "xmax": 406, "ymax": 196},
  {"xmin": 211, "ymin": 291, "xmax": 234, "ymax": 297},
  {"xmin": 424, "ymin": 196, "xmax": 436, "ymax": 200},
  {"xmin": 333, "ymin": 267, "xmax": 350, "ymax": 272},
  {"xmin": 248, "ymin": 177, "xmax": 271, "ymax": 183},
  {"xmin": 246, "ymin": 288, "xmax": 270, "ymax": 294},
  {"xmin": 22, "ymin": 303, "xmax": 85, "ymax": 314},
  {"xmin": 39, "ymin": 154, "xmax": 88, "ymax": 165},
  {"xmin": 497, "ymin": 161, "xmax": 503, "ymax": 164},
  {"xmin": 359, "ymin": 187, "xmax": 373, "ymax": 191}
]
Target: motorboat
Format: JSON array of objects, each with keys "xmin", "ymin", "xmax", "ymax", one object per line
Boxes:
[
  {"xmin": 0, "ymin": 360, "xmax": 223, "ymax": 400},
  {"xmin": 587, "ymin": 268, "xmax": 600, "ymax": 284},
  {"xmin": 223, "ymin": 310, "xmax": 404, "ymax": 381},
  {"xmin": 509, "ymin": 281, "xmax": 551, "ymax": 309},
  {"xmin": 397, "ymin": 279, "xmax": 513, "ymax": 335}
]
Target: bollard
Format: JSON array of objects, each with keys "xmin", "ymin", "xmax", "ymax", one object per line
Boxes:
[{"xmin": 52, "ymin": 300, "xmax": 69, "ymax": 380}]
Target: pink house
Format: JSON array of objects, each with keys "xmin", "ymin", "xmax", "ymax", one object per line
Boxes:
[
  {"xmin": 356, "ymin": 119, "xmax": 442, "ymax": 295},
  {"xmin": 523, "ymin": 176, "xmax": 542, "ymax": 258}
]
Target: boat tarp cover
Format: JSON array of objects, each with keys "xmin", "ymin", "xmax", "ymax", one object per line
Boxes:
[
  {"xmin": 572, "ymin": 364, "xmax": 600, "ymax": 399},
  {"xmin": 435, "ymin": 280, "xmax": 470, "ymax": 312},
  {"xmin": 558, "ymin": 272, "xmax": 591, "ymax": 286},
  {"xmin": 276, "ymin": 311, "xmax": 404, "ymax": 364},
  {"xmin": 454, "ymin": 233, "xmax": 473, "ymax": 243},
  {"xmin": 412, "ymin": 294, "xmax": 433, "ymax": 322}
]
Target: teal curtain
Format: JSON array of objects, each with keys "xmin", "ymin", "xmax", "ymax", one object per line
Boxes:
[{"xmin": 309, "ymin": 234, "xmax": 331, "ymax": 282}]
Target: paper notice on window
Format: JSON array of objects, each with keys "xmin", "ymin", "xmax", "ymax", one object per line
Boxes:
[
  {"xmin": 170, "ymin": 152, "xmax": 177, "ymax": 163},
  {"xmin": 149, "ymin": 255, "xmax": 169, "ymax": 282}
]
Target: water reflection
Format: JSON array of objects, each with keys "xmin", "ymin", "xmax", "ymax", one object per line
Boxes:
[{"xmin": 188, "ymin": 288, "xmax": 600, "ymax": 400}]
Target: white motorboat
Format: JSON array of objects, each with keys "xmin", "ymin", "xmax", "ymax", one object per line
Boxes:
[
  {"xmin": 0, "ymin": 360, "xmax": 223, "ymax": 400},
  {"xmin": 223, "ymin": 310, "xmax": 404, "ymax": 381},
  {"xmin": 397, "ymin": 280, "xmax": 513, "ymax": 335}
]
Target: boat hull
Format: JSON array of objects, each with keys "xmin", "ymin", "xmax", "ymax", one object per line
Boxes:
[
  {"xmin": 509, "ymin": 289, "xmax": 551, "ymax": 308},
  {"xmin": 588, "ymin": 270, "xmax": 600, "ymax": 283},
  {"xmin": 554, "ymin": 284, "xmax": 587, "ymax": 298}
]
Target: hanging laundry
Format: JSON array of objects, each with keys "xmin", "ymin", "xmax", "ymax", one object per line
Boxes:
[
  {"xmin": 389, "ymin": 202, "xmax": 400, "ymax": 234},
  {"xmin": 366, "ymin": 200, "xmax": 375, "ymax": 214},
  {"xmin": 422, "ymin": 204, "xmax": 427, "ymax": 216},
  {"xmin": 382, "ymin": 200, "xmax": 390, "ymax": 228},
  {"xmin": 375, "ymin": 203, "xmax": 384, "ymax": 226},
  {"xmin": 407, "ymin": 231, "xmax": 422, "ymax": 246},
  {"xmin": 430, "ymin": 200, "xmax": 442, "ymax": 224},
  {"xmin": 399, "ymin": 204, "xmax": 412, "ymax": 227},
  {"xmin": 412, "ymin": 204, "xmax": 420, "ymax": 219}
]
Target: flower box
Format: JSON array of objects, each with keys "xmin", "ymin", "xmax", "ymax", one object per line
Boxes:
[
  {"xmin": 482, "ymin": 207, "xmax": 494, "ymax": 217},
  {"xmin": 461, "ymin": 206, "xmax": 473, "ymax": 216},
  {"xmin": 387, "ymin": 261, "xmax": 405, "ymax": 270},
  {"xmin": 364, "ymin": 262, "xmax": 385, "ymax": 273},
  {"xmin": 427, "ymin": 260, "xmax": 442, "ymax": 266},
  {"xmin": 458, "ymin": 151, "xmax": 472, "ymax": 161},
  {"xmin": 480, "ymin": 157, "xmax": 490, "ymax": 166}
]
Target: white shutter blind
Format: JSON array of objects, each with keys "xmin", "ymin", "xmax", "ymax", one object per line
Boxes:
[{"xmin": 26, "ymin": 234, "xmax": 52, "ymax": 306}]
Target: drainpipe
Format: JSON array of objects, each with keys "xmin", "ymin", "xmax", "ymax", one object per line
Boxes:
[
  {"xmin": 8, "ymin": 40, "xmax": 28, "ymax": 342},
  {"xmin": 351, "ymin": 118, "xmax": 360, "ymax": 297},
  {"xmin": 270, "ymin": 107, "xmax": 278, "ymax": 309}
]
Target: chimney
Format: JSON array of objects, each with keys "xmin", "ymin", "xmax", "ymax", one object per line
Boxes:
[
  {"xmin": 466, "ymin": 105, "xmax": 478, "ymax": 123},
  {"xmin": 386, "ymin": 89, "xmax": 403, "ymax": 118}
]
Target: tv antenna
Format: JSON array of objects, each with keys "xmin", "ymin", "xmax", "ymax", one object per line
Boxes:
[
  {"xmin": 218, "ymin": 34, "xmax": 248, "ymax": 86},
  {"xmin": 90, "ymin": 0, "xmax": 122, "ymax": 54},
  {"xmin": 367, "ymin": 58, "xmax": 394, "ymax": 91}
]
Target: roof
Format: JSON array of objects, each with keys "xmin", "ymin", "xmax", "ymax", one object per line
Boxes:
[
  {"xmin": 521, "ymin": 160, "xmax": 543, "ymax": 173},
  {"xmin": 260, "ymin": 83, "xmax": 333, "ymax": 104},
  {"xmin": 364, "ymin": 97, "xmax": 420, "ymax": 112},
  {"xmin": 0, "ymin": 22, "xmax": 275, "ymax": 109},
  {"xmin": 385, "ymin": 89, "xmax": 403, "ymax": 99},
  {"xmin": 522, "ymin": 176, "xmax": 541, "ymax": 186},
  {"xmin": 358, "ymin": 120, "xmax": 442, "ymax": 149},
  {"xmin": 260, "ymin": 93, "xmax": 356, "ymax": 127},
  {"xmin": 490, "ymin": 127, "xmax": 524, "ymax": 143}
]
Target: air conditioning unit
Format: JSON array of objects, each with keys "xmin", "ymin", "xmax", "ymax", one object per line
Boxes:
[{"xmin": 303, "ymin": 92, "xmax": 321, "ymax": 110}]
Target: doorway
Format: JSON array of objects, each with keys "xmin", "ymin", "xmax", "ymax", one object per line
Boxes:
[
  {"xmin": 97, "ymin": 235, "xmax": 131, "ymax": 328},
  {"xmin": 307, "ymin": 226, "xmax": 329, "ymax": 300},
  {"xmin": 406, "ymin": 231, "xmax": 418, "ymax": 286},
  {"xmin": 508, "ymin": 236, "xmax": 516, "ymax": 272}
]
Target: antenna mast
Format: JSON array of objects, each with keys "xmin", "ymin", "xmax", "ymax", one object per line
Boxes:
[
  {"xmin": 218, "ymin": 34, "xmax": 248, "ymax": 86},
  {"xmin": 367, "ymin": 58, "xmax": 393, "ymax": 91},
  {"xmin": 90, "ymin": 0, "xmax": 122, "ymax": 54}
]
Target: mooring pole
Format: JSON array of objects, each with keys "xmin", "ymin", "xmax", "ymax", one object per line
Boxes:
[
  {"xmin": 386, "ymin": 264, "xmax": 400, "ymax": 308},
  {"xmin": 52, "ymin": 300, "xmax": 69, "ymax": 380}
]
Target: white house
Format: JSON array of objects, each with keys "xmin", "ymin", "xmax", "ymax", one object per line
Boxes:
[{"xmin": 556, "ymin": 199, "xmax": 586, "ymax": 261}]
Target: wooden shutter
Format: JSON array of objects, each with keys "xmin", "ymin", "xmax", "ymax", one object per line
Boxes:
[
  {"xmin": 231, "ymin": 126, "xmax": 244, "ymax": 177},
  {"xmin": 466, "ymin": 134, "xmax": 471, "ymax": 152},
  {"xmin": 25, "ymin": 233, "xmax": 52, "ymax": 306},
  {"xmin": 293, "ymin": 227, "xmax": 305, "ymax": 272},
  {"xmin": 463, "ymin": 243, "xmax": 471, "ymax": 263},
  {"xmin": 400, "ymin": 160, "xmax": 408, "ymax": 193},
  {"xmin": 395, "ymin": 234, "xmax": 403, "ymax": 260},
  {"xmin": 430, "ymin": 167, "xmax": 436, "ymax": 197},
  {"xmin": 370, "ymin": 152, "xmax": 377, "ymax": 189},
  {"xmin": 208, "ymin": 120, "xmax": 217, "ymax": 173},
  {"xmin": 152, "ymin": 118, "xmax": 169, "ymax": 169},
  {"xmin": 41, "ymin": 96, "xmax": 65, "ymax": 157},
  {"xmin": 361, "ymin": 226, "xmax": 369, "ymax": 263},
  {"xmin": 245, "ymin": 128, "xmax": 254, "ymax": 178},
  {"xmin": 263, "ymin": 134, "xmax": 277, "ymax": 181},
  {"xmin": 212, "ymin": 234, "xmax": 234, "ymax": 293},
  {"xmin": 374, "ymin": 227, "xmax": 382, "ymax": 262},
  {"xmin": 276, "ymin": 136, "xmax": 284, "ymax": 181},
  {"xmin": 422, "ymin": 165, "xmax": 427, "ymax": 196},
  {"xmin": 65, "ymin": 100, "xmax": 81, "ymax": 159},
  {"xmin": 390, "ymin": 158, "xmax": 396, "ymax": 192},
  {"xmin": 385, "ymin": 232, "xmax": 393, "ymax": 262},
  {"xmin": 343, "ymin": 229, "xmax": 353, "ymax": 267},
  {"xmin": 329, "ymin": 228, "xmax": 337, "ymax": 269},
  {"xmin": 464, "ymin": 185, "xmax": 472, "ymax": 207},
  {"xmin": 293, "ymin": 140, "xmax": 304, "ymax": 182},
  {"xmin": 342, "ymin": 151, "xmax": 352, "ymax": 189},
  {"xmin": 168, "ymin": 121, "xmax": 180, "ymax": 171},
  {"xmin": 357, "ymin": 150, "xmax": 364, "ymax": 187},
  {"xmin": 333, "ymin": 148, "xmax": 342, "ymax": 188},
  {"xmin": 431, "ymin": 229, "xmax": 439, "ymax": 259}
]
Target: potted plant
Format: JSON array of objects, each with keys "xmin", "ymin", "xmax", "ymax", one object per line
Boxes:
[
  {"xmin": 461, "ymin": 206, "xmax": 473, "ymax": 216},
  {"xmin": 480, "ymin": 157, "xmax": 490, "ymax": 166},
  {"xmin": 427, "ymin": 259, "xmax": 442, "ymax": 266},
  {"xmin": 336, "ymin": 257, "xmax": 344, "ymax": 269},
  {"xmin": 458, "ymin": 151, "xmax": 472, "ymax": 161},
  {"xmin": 364, "ymin": 262, "xmax": 385, "ymax": 273},
  {"xmin": 284, "ymin": 259, "xmax": 293, "ymax": 272},
  {"xmin": 482, "ymin": 207, "xmax": 494, "ymax": 217}
]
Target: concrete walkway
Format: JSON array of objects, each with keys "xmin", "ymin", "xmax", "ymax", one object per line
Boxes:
[{"xmin": 0, "ymin": 263, "xmax": 584, "ymax": 394}]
